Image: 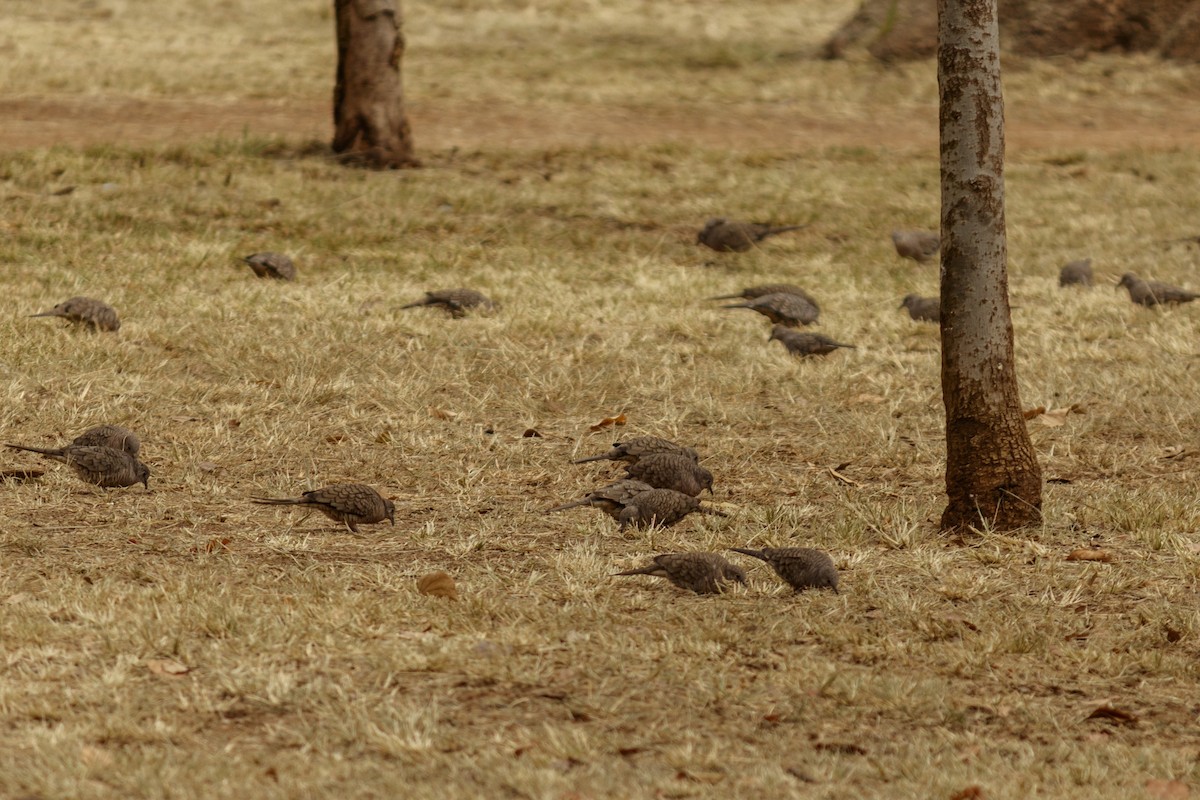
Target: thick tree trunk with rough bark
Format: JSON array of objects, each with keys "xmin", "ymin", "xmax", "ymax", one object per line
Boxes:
[
  {"xmin": 333, "ymin": 0, "xmax": 417, "ymax": 168},
  {"xmin": 938, "ymin": 0, "xmax": 1042, "ymax": 533}
]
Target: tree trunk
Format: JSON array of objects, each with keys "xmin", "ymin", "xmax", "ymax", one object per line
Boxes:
[
  {"xmin": 937, "ymin": 0, "xmax": 1042, "ymax": 532},
  {"xmin": 332, "ymin": 0, "xmax": 418, "ymax": 168}
]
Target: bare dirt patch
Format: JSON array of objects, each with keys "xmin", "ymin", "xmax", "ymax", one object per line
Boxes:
[{"xmin": 5, "ymin": 93, "xmax": 1200, "ymax": 155}]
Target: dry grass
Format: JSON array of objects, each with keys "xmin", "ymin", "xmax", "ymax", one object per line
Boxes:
[{"xmin": 4, "ymin": 1, "xmax": 1200, "ymax": 798}]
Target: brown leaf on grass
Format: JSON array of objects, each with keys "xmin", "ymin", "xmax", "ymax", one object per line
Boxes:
[
  {"xmin": 417, "ymin": 571, "xmax": 458, "ymax": 600},
  {"xmin": 676, "ymin": 770, "xmax": 724, "ymax": 784},
  {"xmin": 784, "ymin": 765, "xmax": 816, "ymax": 782},
  {"xmin": 1146, "ymin": 779, "xmax": 1190, "ymax": 799},
  {"xmin": 51, "ymin": 185, "xmax": 77, "ymax": 196},
  {"xmin": 949, "ymin": 787, "xmax": 986, "ymax": 800},
  {"xmin": 828, "ymin": 467, "xmax": 861, "ymax": 487},
  {"xmin": 1023, "ymin": 406, "xmax": 1046, "ymax": 420},
  {"xmin": 146, "ymin": 658, "xmax": 191, "ymax": 678},
  {"xmin": 522, "ymin": 428, "xmax": 542, "ymax": 438},
  {"xmin": 588, "ymin": 413, "xmax": 626, "ymax": 432},
  {"xmin": 1086, "ymin": 705, "xmax": 1138, "ymax": 726},
  {"xmin": 205, "ymin": 537, "xmax": 232, "ymax": 553},
  {"xmin": 814, "ymin": 742, "xmax": 867, "ymax": 755},
  {"xmin": 430, "ymin": 406, "xmax": 458, "ymax": 421},
  {"xmin": 1066, "ymin": 548, "xmax": 1113, "ymax": 562},
  {"xmin": 1038, "ymin": 405, "xmax": 1084, "ymax": 427}
]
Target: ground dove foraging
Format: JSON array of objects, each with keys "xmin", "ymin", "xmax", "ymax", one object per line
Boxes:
[
  {"xmin": 730, "ymin": 547, "xmax": 839, "ymax": 592},
  {"xmin": 547, "ymin": 479, "xmax": 655, "ymax": 521},
  {"xmin": 624, "ymin": 453, "xmax": 713, "ymax": 496},
  {"xmin": 243, "ymin": 252, "xmax": 297, "ymax": 280},
  {"xmin": 697, "ymin": 219, "xmax": 808, "ymax": 253},
  {"xmin": 1059, "ymin": 259, "xmax": 1093, "ymax": 288},
  {"xmin": 5, "ymin": 443, "xmax": 150, "ymax": 489},
  {"xmin": 573, "ymin": 436, "xmax": 699, "ymax": 465},
  {"xmin": 769, "ymin": 325, "xmax": 855, "ymax": 357},
  {"xmin": 31, "ymin": 297, "xmax": 120, "ymax": 332},
  {"xmin": 401, "ymin": 288, "xmax": 496, "ymax": 318},
  {"xmin": 707, "ymin": 284, "xmax": 820, "ymax": 311},
  {"xmin": 1116, "ymin": 273, "xmax": 1200, "ymax": 307},
  {"xmin": 70, "ymin": 424, "xmax": 141, "ymax": 457},
  {"xmin": 891, "ymin": 230, "xmax": 940, "ymax": 263},
  {"xmin": 617, "ymin": 488, "xmax": 727, "ymax": 531},
  {"xmin": 615, "ymin": 552, "xmax": 746, "ymax": 595},
  {"xmin": 251, "ymin": 483, "xmax": 395, "ymax": 533},
  {"xmin": 900, "ymin": 294, "xmax": 940, "ymax": 323},
  {"xmin": 722, "ymin": 291, "xmax": 819, "ymax": 327}
]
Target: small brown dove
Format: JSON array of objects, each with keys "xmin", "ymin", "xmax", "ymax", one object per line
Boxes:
[
  {"xmin": 573, "ymin": 436, "xmax": 699, "ymax": 465},
  {"xmin": 891, "ymin": 230, "xmax": 940, "ymax": 263},
  {"xmin": 617, "ymin": 488, "xmax": 727, "ymax": 531},
  {"xmin": 900, "ymin": 294, "xmax": 940, "ymax": 323},
  {"xmin": 71, "ymin": 424, "xmax": 141, "ymax": 457},
  {"xmin": 769, "ymin": 325, "xmax": 855, "ymax": 357},
  {"xmin": 242, "ymin": 252, "xmax": 297, "ymax": 281},
  {"xmin": 615, "ymin": 552, "xmax": 746, "ymax": 595},
  {"xmin": 697, "ymin": 219, "xmax": 808, "ymax": 253},
  {"xmin": 251, "ymin": 483, "xmax": 395, "ymax": 533},
  {"xmin": 722, "ymin": 291, "xmax": 819, "ymax": 327},
  {"xmin": 707, "ymin": 284, "xmax": 820, "ymax": 311},
  {"xmin": 31, "ymin": 297, "xmax": 120, "ymax": 332},
  {"xmin": 1058, "ymin": 259, "xmax": 1093, "ymax": 288},
  {"xmin": 5, "ymin": 443, "xmax": 150, "ymax": 488},
  {"xmin": 547, "ymin": 479, "xmax": 655, "ymax": 520},
  {"xmin": 624, "ymin": 453, "xmax": 714, "ymax": 496},
  {"xmin": 730, "ymin": 547, "xmax": 839, "ymax": 592},
  {"xmin": 401, "ymin": 288, "xmax": 496, "ymax": 318},
  {"xmin": 1117, "ymin": 273, "xmax": 1200, "ymax": 307}
]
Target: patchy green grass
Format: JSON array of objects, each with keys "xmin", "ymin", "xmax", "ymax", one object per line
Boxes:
[{"xmin": 4, "ymin": 1, "xmax": 1200, "ymax": 799}]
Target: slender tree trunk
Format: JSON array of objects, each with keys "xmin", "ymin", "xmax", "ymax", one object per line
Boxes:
[
  {"xmin": 332, "ymin": 0, "xmax": 418, "ymax": 168},
  {"xmin": 937, "ymin": 0, "xmax": 1042, "ymax": 532}
]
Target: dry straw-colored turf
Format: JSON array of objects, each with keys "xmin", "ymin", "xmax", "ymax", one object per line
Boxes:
[{"xmin": 4, "ymin": 1, "xmax": 1200, "ymax": 798}]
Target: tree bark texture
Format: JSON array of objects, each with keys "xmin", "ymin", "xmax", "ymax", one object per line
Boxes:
[
  {"xmin": 333, "ymin": 0, "xmax": 417, "ymax": 168},
  {"xmin": 938, "ymin": 0, "xmax": 1042, "ymax": 532}
]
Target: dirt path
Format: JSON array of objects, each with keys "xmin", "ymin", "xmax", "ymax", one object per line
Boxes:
[{"xmin": 3, "ymin": 94, "xmax": 1198, "ymax": 154}]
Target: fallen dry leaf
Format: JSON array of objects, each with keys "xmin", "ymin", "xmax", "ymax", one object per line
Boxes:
[
  {"xmin": 1146, "ymin": 779, "xmax": 1190, "ymax": 799},
  {"xmin": 522, "ymin": 428, "xmax": 543, "ymax": 438},
  {"xmin": 814, "ymin": 742, "xmax": 867, "ymax": 755},
  {"xmin": 949, "ymin": 787, "xmax": 986, "ymax": 800},
  {"xmin": 588, "ymin": 413, "xmax": 627, "ymax": 432},
  {"xmin": 1066, "ymin": 548, "xmax": 1113, "ymax": 563},
  {"xmin": 1023, "ymin": 406, "xmax": 1046, "ymax": 420},
  {"xmin": 146, "ymin": 658, "xmax": 191, "ymax": 678},
  {"xmin": 1038, "ymin": 405, "xmax": 1084, "ymax": 427},
  {"xmin": 828, "ymin": 467, "xmax": 861, "ymax": 487},
  {"xmin": 1086, "ymin": 705, "xmax": 1138, "ymax": 726},
  {"xmin": 417, "ymin": 571, "xmax": 459, "ymax": 600}
]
